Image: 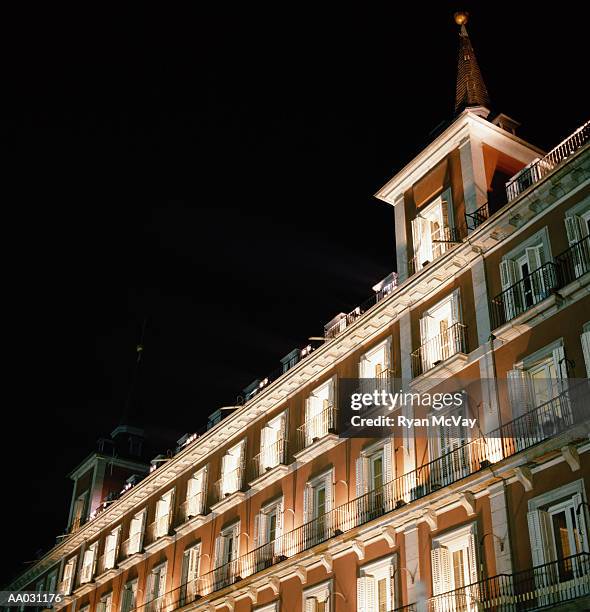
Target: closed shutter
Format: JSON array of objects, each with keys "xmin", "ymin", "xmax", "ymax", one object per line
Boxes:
[
  {"xmin": 276, "ymin": 499, "xmax": 284, "ymax": 537},
  {"xmin": 253, "ymin": 513, "xmax": 264, "ymax": 547},
  {"xmin": 357, "ymin": 576, "xmax": 377, "ymax": 611},
  {"xmin": 552, "ymin": 345, "xmax": 569, "ymax": 404},
  {"xmin": 451, "ymin": 290, "xmax": 462, "ymax": 325},
  {"xmin": 411, "ymin": 216, "xmax": 422, "ymax": 267},
  {"xmin": 303, "ymin": 484, "xmax": 312, "ymax": 523},
  {"xmin": 383, "ymin": 441, "xmax": 394, "ymax": 485},
  {"xmin": 137, "ymin": 510, "xmax": 147, "ymax": 552},
  {"xmin": 527, "ymin": 509, "xmax": 554, "ymax": 567},
  {"xmin": 121, "ymin": 586, "xmax": 131, "ymax": 612},
  {"xmin": 305, "ymin": 597, "xmax": 317, "ymax": 612},
  {"xmin": 167, "ymin": 489, "xmax": 175, "ymax": 531},
  {"xmin": 213, "ymin": 535, "xmax": 223, "ymax": 568},
  {"xmin": 431, "ymin": 545, "xmax": 452, "ymax": 595},
  {"xmin": 574, "ymin": 493, "xmax": 589, "ymax": 552},
  {"xmin": 442, "ymin": 187, "xmax": 454, "ymax": 230},
  {"xmin": 181, "ymin": 549, "xmax": 190, "ymax": 587},
  {"xmin": 355, "ymin": 456, "xmax": 369, "ymax": 497},
  {"xmin": 581, "ymin": 331, "xmax": 590, "ymax": 378},
  {"xmin": 468, "ymin": 527, "xmax": 479, "ymax": 585},
  {"xmin": 526, "ymin": 246, "xmax": 544, "ymax": 299},
  {"xmin": 157, "ymin": 564, "xmax": 167, "ymax": 599},
  {"xmin": 507, "ymin": 369, "xmax": 533, "ymax": 418},
  {"xmin": 104, "ymin": 595, "xmax": 112, "ymax": 612}
]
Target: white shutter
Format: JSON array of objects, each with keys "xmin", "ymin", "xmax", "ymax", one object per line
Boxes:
[
  {"xmin": 253, "ymin": 513, "xmax": 263, "ymax": 547},
  {"xmin": 431, "ymin": 545, "xmax": 452, "ymax": 595},
  {"xmin": 383, "ymin": 441, "xmax": 394, "ymax": 485},
  {"xmin": 411, "ymin": 216, "xmax": 422, "ymax": 266},
  {"xmin": 552, "ymin": 345, "xmax": 569, "ymax": 399},
  {"xmin": 507, "ymin": 369, "xmax": 533, "ymax": 418},
  {"xmin": 357, "ymin": 576, "xmax": 377, "ymax": 612},
  {"xmin": 442, "ymin": 188, "xmax": 454, "ymax": 229},
  {"xmin": 305, "ymin": 597, "xmax": 317, "ymax": 612},
  {"xmin": 451, "ymin": 290, "xmax": 462, "ymax": 324},
  {"xmin": 574, "ymin": 493, "xmax": 589, "ymax": 553},
  {"xmin": 326, "ymin": 477, "xmax": 334, "ymax": 512},
  {"xmin": 565, "ymin": 215, "xmax": 583, "ymax": 245},
  {"xmin": 157, "ymin": 564, "xmax": 167, "ymax": 598},
  {"xmin": 500, "ymin": 260, "xmax": 517, "ymax": 291},
  {"xmin": 303, "ymin": 484, "xmax": 312, "ymax": 523},
  {"xmin": 276, "ymin": 499, "xmax": 284, "ymax": 536},
  {"xmin": 419, "ymin": 313, "xmax": 429, "ymax": 345},
  {"xmin": 355, "ymin": 456, "xmax": 369, "ymax": 497},
  {"xmin": 104, "ymin": 595, "xmax": 112, "ymax": 612},
  {"xmin": 581, "ymin": 331, "xmax": 590, "ymax": 378},
  {"xmin": 468, "ymin": 527, "xmax": 479, "ymax": 585},
  {"xmin": 137, "ymin": 510, "xmax": 147, "ymax": 551},
  {"xmin": 527, "ymin": 509, "xmax": 553, "ymax": 566},
  {"xmin": 526, "ymin": 246, "xmax": 542, "ymax": 273},
  {"xmin": 214, "ymin": 535, "xmax": 223, "ymax": 568}
]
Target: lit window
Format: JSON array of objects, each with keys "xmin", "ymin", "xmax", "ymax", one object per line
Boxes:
[
  {"xmin": 304, "ymin": 379, "xmax": 335, "ymax": 446},
  {"xmin": 180, "ymin": 543, "xmax": 200, "ymax": 606},
  {"xmin": 220, "ymin": 440, "xmax": 246, "ymax": 497},
  {"xmin": 259, "ymin": 411, "xmax": 288, "ymax": 472}
]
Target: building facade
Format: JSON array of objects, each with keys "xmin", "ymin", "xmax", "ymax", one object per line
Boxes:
[{"xmin": 7, "ymin": 16, "xmax": 590, "ymax": 612}]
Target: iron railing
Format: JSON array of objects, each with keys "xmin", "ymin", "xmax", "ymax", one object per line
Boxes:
[
  {"xmin": 506, "ymin": 120, "xmax": 590, "ymax": 201},
  {"xmin": 411, "ymin": 322, "xmax": 468, "ymax": 377},
  {"xmin": 408, "ymin": 226, "xmax": 466, "ymax": 277},
  {"xmin": 465, "ymin": 202, "xmax": 489, "ymax": 231},
  {"xmin": 145, "ymin": 515, "xmax": 171, "ymax": 545},
  {"xmin": 252, "ymin": 438, "xmax": 288, "ymax": 477},
  {"xmin": 120, "ymin": 533, "xmax": 142, "ymax": 558},
  {"xmin": 124, "ymin": 385, "xmax": 587, "ymax": 612},
  {"xmin": 556, "ymin": 235, "xmax": 590, "ymax": 286},
  {"xmin": 490, "ymin": 262, "xmax": 559, "ymax": 329},
  {"xmin": 296, "ymin": 404, "xmax": 338, "ymax": 450},
  {"xmin": 396, "ymin": 552, "xmax": 590, "ymax": 611}
]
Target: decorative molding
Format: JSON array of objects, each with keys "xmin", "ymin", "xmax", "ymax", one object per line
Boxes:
[
  {"xmin": 514, "ymin": 466, "xmax": 534, "ymax": 492},
  {"xmin": 295, "ymin": 565, "xmax": 307, "ymax": 585},
  {"xmin": 268, "ymin": 576, "xmax": 281, "ymax": 595},
  {"xmin": 320, "ymin": 553, "xmax": 333, "ymax": 574},
  {"xmin": 351, "ymin": 539, "xmax": 365, "ymax": 560},
  {"xmin": 561, "ymin": 445, "xmax": 581, "ymax": 472},
  {"xmin": 419, "ymin": 509, "xmax": 437, "ymax": 531},
  {"xmin": 459, "ymin": 492, "xmax": 477, "ymax": 516},
  {"xmin": 381, "ymin": 525, "xmax": 396, "ymax": 548}
]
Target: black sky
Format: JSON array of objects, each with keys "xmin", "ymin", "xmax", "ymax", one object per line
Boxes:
[{"xmin": 3, "ymin": 2, "xmax": 589, "ymax": 583}]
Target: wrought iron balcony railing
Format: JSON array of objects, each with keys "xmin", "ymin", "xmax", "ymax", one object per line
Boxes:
[
  {"xmin": 411, "ymin": 322, "xmax": 468, "ymax": 377},
  {"xmin": 491, "ymin": 236, "xmax": 590, "ymax": 330},
  {"xmin": 464, "ymin": 201, "xmax": 489, "ymax": 231},
  {"xmin": 506, "ymin": 120, "xmax": 590, "ymax": 202},
  {"xmin": 141, "ymin": 384, "xmax": 586, "ymax": 612},
  {"xmin": 395, "ymin": 551, "xmax": 590, "ymax": 611},
  {"xmin": 408, "ymin": 226, "xmax": 466, "ymax": 277},
  {"xmin": 490, "ymin": 262, "xmax": 559, "ymax": 329},
  {"xmin": 296, "ymin": 404, "xmax": 338, "ymax": 450},
  {"xmin": 252, "ymin": 438, "xmax": 288, "ymax": 477}
]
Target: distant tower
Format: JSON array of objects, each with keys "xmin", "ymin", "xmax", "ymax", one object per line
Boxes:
[{"xmin": 454, "ymin": 12, "xmax": 491, "ymax": 115}]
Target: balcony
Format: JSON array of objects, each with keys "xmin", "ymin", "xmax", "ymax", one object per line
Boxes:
[
  {"xmin": 411, "ymin": 322, "xmax": 468, "ymax": 378},
  {"xmin": 491, "ymin": 237, "xmax": 590, "ymax": 330},
  {"xmin": 464, "ymin": 201, "xmax": 489, "ymax": 231},
  {"xmin": 506, "ymin": 120, "xmax": 589, "ymax": 202},
  {"xmin": 141, "ymin": 384, "xmax": 588, "ymax": 611},
  {"xmin": 120, "ymin": 533, "xmax": 142, "ymax": 559},
  {"xmin": 211, "ymin": 467, "xmax": 246, "ymax": 513},
  {"xmin": 145, "ymin": 514, "xmax": 171, "ymax": 546},
  {"xmin": 249, "ymin": 438, "xmax": 289, "ymax": 490},
  {"xmin": 397, "ymin": 552, "xmax": 590, "ymax": 611},
  {"xmin": 408, "ymin": 226, "xmax": 466, "ymax": 277},
  {"xmin": 294, "ymin": 404, "xmax": 339, "ymax": 462},
  {"xmin": 178, "ymin": 493, "xmax": 206, "ymax": 524}
]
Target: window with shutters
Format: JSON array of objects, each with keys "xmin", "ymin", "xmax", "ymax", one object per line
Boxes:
[
  {"xmin": 153, "ymin": 489, "xmax": 174, "ymax": 539},
  {"xmin": 180, "ymin": 543, "xmax": 201, "ymax": 606},
  {"xmin": 303, "ymin": 580, "xmax": 332, "ymax": 612},
  {"xmin": 564, "ymin": 202, "xmax": 590, "ymax": 279},
  {"xmin": 581, "ymin": 323, "xmax": 590, "ymax": 378},
  {"xmin": 80, "ymin": 541, "xmax": 98, "ymax": 583},
  {"xmin": 417, "ymin": 290, "xmax": 464, "ymax": 374},
  {"xmin": 46, "ymin": 569, "xmax": 58, "ymax": 593},
  {"xmin": 527, "ymin": 480, "xmax": 589, "ymax": 602},
  {"xmin": 70, "ymin": 491, "xmax": 88, "ymax": 531},
  {"xmin": 507, "ymin": 340, "xmax": 571, "ymax": 442},
  {"xmin": 120, "ymin": 579, "xmax": 138, "ymax": 612},
  {"xmin": 127, "ymin": 509, "xmax": 147, "ymax": 555},
  {"xmin": 220, "ymin": 439, "xmax": 246, "ymax": 497},
  {"xmin": 255, "ymin": 604, "xmax": 278, "ymax": 612},
  {"xmin": 303, "ymin": 378, "xmax": 336, "ymax": 447},
  {"xmin": 60, "ymin": 556, "xmax": 77, "ymax": 594},
  {"xmin": 97, "ymin": 593, "xmax": 112, "ymax": 612},
  {"xmin": 259, "ymin": 410, "xmax": 288, "ymax": 473},
  {"xmin": 304, "ymin": 470, "xmax": 333, "ymax": 545},
  {"xmin": 185, "ymin": 466, "xmax": 207, "ymax": 520},
  {"xmin": 498, "ymin": 228, "xmax": 552, "ymax": 322},
  {"xmin": 356, "ymin": 440, "xmax": 395, "ymax": 516},
  {"xmin": 254, "ymin": 498, "xmax": 284, "ymax": 566},
  {"xmin": 357, "ymin": 555, "xmax": 397, "ymax": 612},
  {"xmin": 360, "ymin": 338, "xmax": 392, "ymax": 394},
  {"xmin": 411, "ymin": 190, "xmax": 455, "ymax": 273},
  {"xmin": 146, "ymin": 563, "xmax": 167, "ymax": 612},
  {"xmin": 431, "ymin": 524, "xmax": 479, "ymax": 603},
  {"xmin": 104, "ymin": 526, "xmax": 120, "ymax": 571},
  {"xmin": 214, "ymin": 522, "xmax": 240, "ymax": 588}
]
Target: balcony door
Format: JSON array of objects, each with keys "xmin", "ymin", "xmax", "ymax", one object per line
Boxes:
[
  {"xmin": 220, "ymin": 440, "xmax": 245, "ymax": 497},
  {"xmin": 305, "ymin": 380, "xmax": 334, "ymax": 446},
  {"xmin": 260, "ymin": 411, "xmax": 287, "ymax": 471},
  {"xmin": 419, "ymin": 291, "xmax": 461, "ymax": 371},
  {"xmin": 565, "ymin": 212, "xmax": 590, "ymax": 278},
  {"xmin": 359, "ymin": 339, "xmax": 391, "ymax": 394},
  {"xmin": 411, "ymin": 193, "xmax": 453, "ymax": 271}
]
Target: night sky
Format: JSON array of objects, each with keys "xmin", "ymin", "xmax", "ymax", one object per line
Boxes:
[{"xmin": 4, "ymin": 2, "xmax": 588, "ymax": 583}]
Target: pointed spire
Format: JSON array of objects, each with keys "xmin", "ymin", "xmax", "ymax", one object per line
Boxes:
[{"xmin": 454, "ymin": 12, "xmax": 490, "ymax": 115}]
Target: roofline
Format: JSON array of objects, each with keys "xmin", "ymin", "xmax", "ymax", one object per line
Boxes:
[{"xmin": 373, "ymin": 109, "xmax": 545, "ymax": 205}]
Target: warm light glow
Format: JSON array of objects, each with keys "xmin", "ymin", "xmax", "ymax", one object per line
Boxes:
[{"xmin": 454, "ymin": 11, "xmax": 468, "ymax": 26}]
